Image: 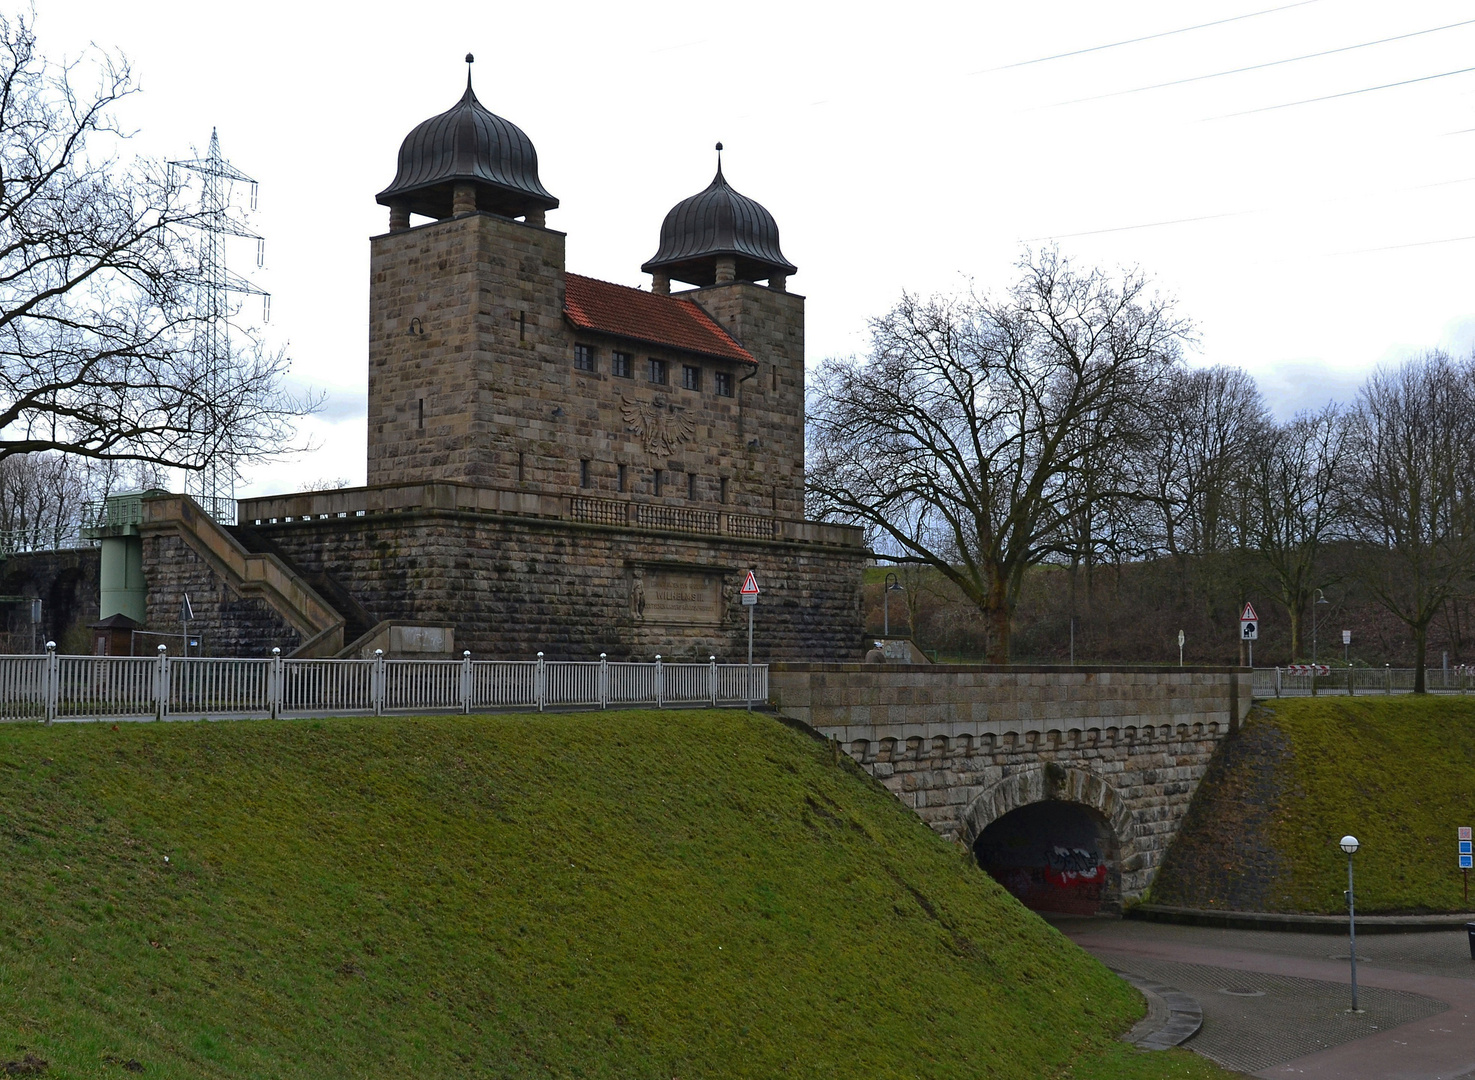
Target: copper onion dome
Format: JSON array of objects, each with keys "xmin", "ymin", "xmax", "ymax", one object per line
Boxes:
[
  {"xmin": 377, "ymin": 58, "xmax": 558, "ymax": 222},
  {"xmin": 642, "ymin": 146, "xmax": 796, "ymax": 287}
]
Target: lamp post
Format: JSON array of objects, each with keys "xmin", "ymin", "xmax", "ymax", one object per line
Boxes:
[
  {"xmin": 882, "ymin": 572, "xmax": 902, "ymax": 637},
  {"xmin": 1313, "ymin": 589, "xmax": 1329, "ymax": 664},
  {"xmin": 1340, "ymin": 835, "xmax": 1360, "ymax": 1011}
]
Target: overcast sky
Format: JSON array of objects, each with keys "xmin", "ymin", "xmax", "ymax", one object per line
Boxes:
[{"xmin": 39, "ymin": 0, "xmax": 1475, "ymax": 495}]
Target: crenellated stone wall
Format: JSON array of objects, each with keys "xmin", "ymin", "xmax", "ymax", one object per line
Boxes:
[{"xmin": 770, "ymin": 664, "xmax": 1250, "ymax": 902}]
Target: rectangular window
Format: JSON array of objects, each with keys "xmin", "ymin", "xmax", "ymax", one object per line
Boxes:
[
  {"xmin": 518, "ymin": 452, "xmax": 525, "ymax": 482},
  {"xmin": 618, "ymin": 464, "xmax": 627, "ymax": 492},
  {"xmin": 715, "ymin": 371, "xmax": 734, "ymax": 398},
  {"xmin": 682, "ymin": 365, "xmax": 701, "ymax": 391},
  {"xmin": 574, "ymin": 344, "xmax": 596, "ymax": 372},
  {"xmin": 612, "ymin": 351, "xmax": 632, "ymax": 378},
  {"xmin": 648, "ymin": 358, "xmax": 668, "ymax": 384},
  {"xmin": 417, "ymin": 398, "xmax": 424, "ymax": 430},
  {"xmin": 654, "ymin": 469, "xmax": 663, "ymax": 496},
  {"xmin": 580, "ymin": 459, "xmax": 591, "ymax": 488},
  {"xmin": 719, "ymin": 477, "xmax": 729, "ymax": 504},
  {"xmin": 687, "ymin": 472, "xmax": 697, "ymax": 500}
]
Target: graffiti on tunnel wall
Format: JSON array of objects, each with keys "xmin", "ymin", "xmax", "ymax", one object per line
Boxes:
[{"xmin": 974, "ymin": 802, "xmax": 1115, "ymax": 915}]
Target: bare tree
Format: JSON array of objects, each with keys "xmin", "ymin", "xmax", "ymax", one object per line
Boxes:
[
  {"xmin": 1246, "ymin": 404, "xmax": 1349, "ymax": 660},
  {"xmin": 1346, "ymin": 352, "xmax": 1475, "ymax": 692},
  {"xmin": 0, "ymin": 14, "xmax": 311, "ymax": 470},
  {"xmin": 807, "ymin": 250, "xmax": 1190, "ymax": 662}
]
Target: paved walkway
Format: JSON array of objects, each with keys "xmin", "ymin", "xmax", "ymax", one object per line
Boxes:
[{"xmin": 1051, "ymin": 916, "xmax": 1475, "ymax": 1079}]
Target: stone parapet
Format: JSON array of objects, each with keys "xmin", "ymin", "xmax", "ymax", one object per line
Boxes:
[
  {"xmin": 768, "ymin": 664, "xmax": 1249, "ymax": 904},
  {"xmin": 238, "ymin": 481, "xmax": 863, "ymax": 550}
]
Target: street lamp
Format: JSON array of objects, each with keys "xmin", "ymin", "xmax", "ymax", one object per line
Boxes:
[
  {"xmin": 1313, "ymin": 589, "xmax": 1329, "ymax": 664},
  {"xmin": 1340, "ymin": 834, "xmax": 1360, "ymax": 1011},
  {"xmin": 882, "ymin": 572, "xmax": 903, "ymax": 637}
]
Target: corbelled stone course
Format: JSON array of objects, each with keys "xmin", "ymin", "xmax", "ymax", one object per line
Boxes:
[{"xmin": 771, "ymin": 664, "xmax": 1249, "ymax": 903}]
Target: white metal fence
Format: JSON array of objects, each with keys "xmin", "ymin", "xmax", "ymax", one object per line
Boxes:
[
  {"xmin": 1254, "ymin": 666, "xmax": 1474, "ymax": 698},
  {"xmin": 0, "ymin": 648, "xmax": 769, "ymax": 723}
]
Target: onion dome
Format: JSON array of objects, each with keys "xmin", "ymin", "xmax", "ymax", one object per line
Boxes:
[
  {"xmin": 376, "ymin": 55, "xmax": 557, "ymax": 222},
  {"xmin": 642, "ymin": 144, "xmax": 796, "ymax": 287}
]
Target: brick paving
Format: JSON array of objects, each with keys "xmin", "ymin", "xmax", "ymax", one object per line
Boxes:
[{"xmin": 1053, "ymin": 917, "xmax": 1475, "ymax": 1079}]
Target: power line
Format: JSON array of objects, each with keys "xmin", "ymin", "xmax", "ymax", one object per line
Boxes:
[
  {"xmin": 1333, "ymin": 234, "xmax": 1475, "ymax": 255},
  {"xmin": 1028, "ymin": 175, "xmax": 1475, "ymax": 243},
  {"xmin": 1047, "ymin": 18, "xmax": 1475, "ymax": 108},
  {"xmin": 970, "ymin": 0, "xmax": 1324, "ymax": 74},
  {"xmin": 1209, "ymin": 64, "xmax": 1475, "ymax": 118},
  {"xmin": 1027, "ymin": 209, "xmax": 1259, "ymax": 242}
]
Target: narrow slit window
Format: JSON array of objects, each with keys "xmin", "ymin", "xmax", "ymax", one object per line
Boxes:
[
  {"xmin": 720, "ymin": 477, "xmax": 729, "ymax": 504},
  {"xmin": 687, "ymin": 472, "xmax": 697, "ymax": 500},
  {"xmin": 580, "ymin": 460, "xmax": 591, "ymax": 488},
  {"xmin": 518, "ymin": 452, "xmax": 525, "ymax": 482},
  {"xmin": 618, "ymin": 464, "xmax": 627, "ymax": 492},
  {"xmin": 417, "ymin": 399, "xmax": 424, "ymax": 430},
  {"xmin": 654, "ymin": 469, "xmax": 663, "ymax": 496}
]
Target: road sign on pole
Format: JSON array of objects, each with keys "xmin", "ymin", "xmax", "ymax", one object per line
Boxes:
[
  {"xmin": 1240, "ymin": 602, "xmax": 1258, "ymax": 667},
  {"xmin": 740, "ymin": 571, "xmax": 759, "ymax": 711}
]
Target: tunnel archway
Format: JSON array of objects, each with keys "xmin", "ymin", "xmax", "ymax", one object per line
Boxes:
[
  {"xmin": 963, "ymin": 765, "xmax": 1135, "ymax": 915},
  {"xmin": 972, "ymin": 800, "xmax": 1120, "ymax": 914}
]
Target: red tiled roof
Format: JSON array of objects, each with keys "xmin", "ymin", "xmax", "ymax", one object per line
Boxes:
[{"xmin": 563, "ymin": 273, "xmax": 756, "ymax": 365}]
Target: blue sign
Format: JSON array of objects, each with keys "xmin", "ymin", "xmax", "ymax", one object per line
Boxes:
[
  {"xmin": 1462, "ymin": 854, "xmax": 1474, "ymax": 869},
  {"xmin": 1461, "ymin": 840, "xmax": 1474, "ymax": 855}
]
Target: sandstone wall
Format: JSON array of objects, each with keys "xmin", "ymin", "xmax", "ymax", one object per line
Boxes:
[
  {"xmin": 0, "ymin": 548, "xmax": 101, "ymax": 649},
  {"xmin": 770, "ymin": 664, "xmax": 1249, "ymax": 900},
  {"xmin": 366, "ymin": 212, "xmax": 808, "ymax": 518},
  {"xmin": 249, "ymin": 510, "xmax": 864, "ymax": 661},
  {"xmin": 141, "ymin": 533, "xmax": 303, "ymax": 657}
]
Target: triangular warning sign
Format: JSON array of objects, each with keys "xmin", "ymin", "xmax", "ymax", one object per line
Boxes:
[
  {"xmin": 1240, "ymin": 602, "xmax": 1258, "ymax": 622},
  {"xmin": 740, "ymin": 570, "xmax": 760, "ymax": 595}
]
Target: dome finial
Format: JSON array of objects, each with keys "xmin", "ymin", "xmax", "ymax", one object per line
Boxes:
[
  {"xmin": 714, "ymin": 141, "xmax": 724, "ymax": 181},
  {"xmin": 465, "ymin": 53, "xmax": 475, "ymax": 92}
]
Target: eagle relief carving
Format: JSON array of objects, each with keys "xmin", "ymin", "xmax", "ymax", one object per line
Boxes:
[{"xmin": 620, "ymin": 394, "xmax": 695, "ymax": 457}]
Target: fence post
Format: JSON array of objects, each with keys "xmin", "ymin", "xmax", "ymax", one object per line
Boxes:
[
  {"xmin": 1310, "ymin": 667, "xmax": 1318, "ymax": 697},
  {"xmin": 709, "ymin": 655, "xmax": 717, "ymax": 707},
  {"xmin": 1274, "ymin": 667, "xmax": 1281, "ymax": 697},
  {"xmin": 373, "ymin": 649, "xmax": 385, "ymax": 716},
  {"xmin": 536, "ymin": 652, "xmax": 545, "ymax": 712},
  {"xmin": 599, "ymin": 653, "xmax": 608, "ymax": 710},
  {"xmin": 270, "ymin": 647, "xmax": 282, "ymax": 719},
  {"xmin": 655, "ymin": 654, "xmax": 664, "ymax": 709},
  {"xmin": 155, "ymin": 645, "xmax": 168, "ymax": 722},
  {"xmin": 460, "ymin": 650, "xmax": 472, "ymax": 714},
  {"xmin": 1347, "ymin": 668, "xmax": 1354, "ymax": 696},
  {"xmin": 44, "ymin": 641, "xmax": 57, "ymax": 724},
  {"xmin": 1386, "ymin": 665, "xmax": 1392, "ymax": 695}
]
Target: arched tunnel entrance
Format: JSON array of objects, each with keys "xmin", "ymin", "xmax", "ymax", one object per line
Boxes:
[{"xmin": 973, "ymin": 800, "xmax": 1121, "ymax": 915}]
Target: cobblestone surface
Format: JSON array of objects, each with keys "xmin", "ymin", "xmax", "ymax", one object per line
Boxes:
[{"xmin": 1104, "ymin": 958, "xmax": 1446, "ymax": 1073}]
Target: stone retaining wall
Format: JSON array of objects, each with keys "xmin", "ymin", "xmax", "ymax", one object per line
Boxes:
[{"xmin": 769, "ymin": 664, "xmax": 1251, "ymax": 902}]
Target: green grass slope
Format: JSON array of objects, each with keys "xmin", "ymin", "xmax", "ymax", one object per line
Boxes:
[
  {"xmin": 1152, "ymin": 696, "xmax": 1475, "ymax": 914},
  {"xmin": 0, "ymin": 710, "xmax": 1234, "ymax": 1079}
]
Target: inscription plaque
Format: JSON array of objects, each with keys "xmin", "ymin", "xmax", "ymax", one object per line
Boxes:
[{"xmin": 632, "ymin": 568, "xmax": 724, "ymax": 626}]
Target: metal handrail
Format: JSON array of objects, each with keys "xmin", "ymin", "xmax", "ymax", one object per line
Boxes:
[{"xmin": 0, "ymin": 646, "xmax": 769, "ymax": 723}]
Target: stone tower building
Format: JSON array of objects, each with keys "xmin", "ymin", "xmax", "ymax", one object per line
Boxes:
[{"xmin": 123, "ymin": 62, "xmax": 865, "ymax": 661}]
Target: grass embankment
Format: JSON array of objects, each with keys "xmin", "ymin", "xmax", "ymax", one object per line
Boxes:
[
  {"xmin": 0, "ymin": 710, "xmax": 1234, "ymax": 1079},
  {"xmin": 1152, "ymin": 696, "xmax": 1475, "ymax": 914}
]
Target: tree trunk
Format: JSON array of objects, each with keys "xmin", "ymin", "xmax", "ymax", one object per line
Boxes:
[
  {"xmin": 986, "ymin": 574, "xmax": 1011, "ymax": 664},
  {"xmin": 1413, "ymin": 624, "xmax": 1428, "ymax": 694}
]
